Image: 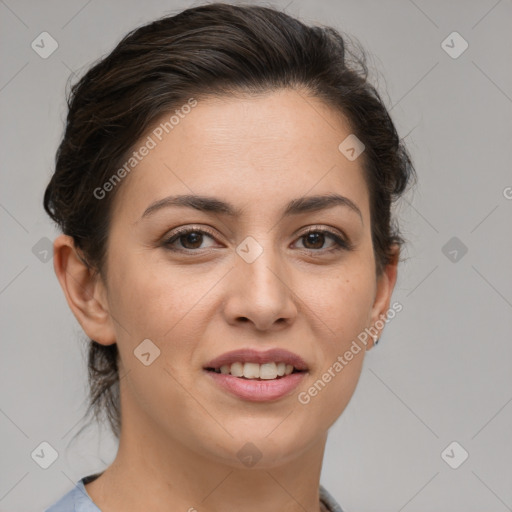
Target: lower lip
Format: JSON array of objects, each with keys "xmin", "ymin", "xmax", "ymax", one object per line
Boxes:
[{"xmin": 204, "ymin": 370, "xmax": 307, "ymax": 402}]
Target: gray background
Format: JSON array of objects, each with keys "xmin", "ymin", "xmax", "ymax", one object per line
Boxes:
[{"xmin": 1, "ymin": 0, "xmax": 511, "ymax": 510}]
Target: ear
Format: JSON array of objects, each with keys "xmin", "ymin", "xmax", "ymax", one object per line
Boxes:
[
  {"xmin": 367, "ymin": 244, "xmax": 400, "ymax": 350},
  {"xmin": 53, "ymin": 234, "xmax": 116, "ymax": 345}
]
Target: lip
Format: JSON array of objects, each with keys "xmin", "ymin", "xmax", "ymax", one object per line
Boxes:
[
  {"xmin": 205, "ymin": 370, "xmax": 307, "ymax": 402},
  {"xmin": 204, "ymin": 348, "xmax": 309, "ymax": 371}
]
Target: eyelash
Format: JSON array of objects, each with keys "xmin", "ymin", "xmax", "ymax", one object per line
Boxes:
[{"xmin": 162, "ymin": 225, "xmax": 352, "ymax": 254}]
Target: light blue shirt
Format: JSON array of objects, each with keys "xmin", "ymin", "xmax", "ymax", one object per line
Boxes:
[{"xmin": 44, "ymin": 473, "xmax": 344, "ymax": 511}]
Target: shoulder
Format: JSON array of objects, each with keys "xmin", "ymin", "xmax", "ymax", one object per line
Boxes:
[
  {"xmin": 44, "ymin": 475, "xmax": 102, "ymax": 512},
  {"xmin": 319, "ymin": 484, "xmax": 345, "ymax": 512}
]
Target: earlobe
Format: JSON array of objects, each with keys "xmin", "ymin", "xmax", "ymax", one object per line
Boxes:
[
  {"xmin": 367, "ymin": 245, "xmax": 400, "ymax": 349},
  {"xmin": 53, "ymin": 234, "xmax": 116, "ymax": 346}
]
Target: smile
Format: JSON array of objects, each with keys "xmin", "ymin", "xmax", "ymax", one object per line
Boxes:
[{"xmin": 205, "ymin": 361, "xmax": 303, "ymax": 380}]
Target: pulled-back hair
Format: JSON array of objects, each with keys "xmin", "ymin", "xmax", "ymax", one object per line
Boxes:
[{"xmin": 44, "ymin": 2, "xmax": 416, "ymax": 440}]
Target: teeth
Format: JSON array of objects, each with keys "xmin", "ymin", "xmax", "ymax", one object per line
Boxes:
[
  {"xmin": 259, "ymin": 362, "xmax": 277, "ymax": 380},
  {"xmin": 243, "ymin": 362, "xmax": 260, "ymax": 379},
  {"xmin": 213, "ymin": 362, "xmax": 299, "ymax": 379},
  {"xmin": 230, "ymin": 362, "xmax": 244, "ymax": 377}
]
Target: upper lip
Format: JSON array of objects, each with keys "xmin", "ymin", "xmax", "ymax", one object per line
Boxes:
[{"xmin": 204, "ymin": 348, "xmax": 309, "ymax": 371}]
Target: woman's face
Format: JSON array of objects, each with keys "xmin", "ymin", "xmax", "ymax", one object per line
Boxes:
[{"xmin": 98, "ymin": 89, "xmax": 397, "ymax": 467}]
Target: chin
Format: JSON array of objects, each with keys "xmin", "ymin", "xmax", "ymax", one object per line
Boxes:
[{"xmin": 199, "ymin": 423, "xmax": 320, "ymax": 469}]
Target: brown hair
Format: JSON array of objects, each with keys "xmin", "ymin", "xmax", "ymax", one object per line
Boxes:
[{"xmin": 44, "ymin": 2, "xmax": 416, "ymax": 440}]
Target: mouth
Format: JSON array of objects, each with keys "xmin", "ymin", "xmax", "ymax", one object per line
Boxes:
[
  {"xmin": 204, "ymin": 361, "xmax": 306, "ymax": 380},
  {"xmin": 203, "ymin": 347, "xmax": 309, "ymax": 378},
  {"xmin": 203, "ymin": 348, "xmax": 309, "ymax": 402}
]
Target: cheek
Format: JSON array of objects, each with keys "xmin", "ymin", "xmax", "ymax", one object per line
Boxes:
[
  {"xmin": 299, "ymin": 266, "xmax": 375, "ymax": 343},
  {"xmin": 290, "ymin": 270, "xmax": 373, "ymax": 418},
  {"xmin": 106, "ymin": 253, "xmax": 208, "ymax": 419},
  {"xmin": 297, "ymin": 349, "xmax": 364, "ymax": 432},
  {"xmin": 106, "ymin": 248, "xmax": 203, "ymax": 340},
  {"xmin": 105, "ymin": 249, "xmax": 229, "ymax": 386}
]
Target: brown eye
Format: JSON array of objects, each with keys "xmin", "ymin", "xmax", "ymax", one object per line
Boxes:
[
  {"xmin": 302, "ymin": 232, "xmax": 326, "ymax": 250},
  {"xmin": 163, "ymin": 228, "xmax": 217, "ymax": 251},
  {"xmin": 177, "ymin": 231, "xmax": 204, "ymax": 249},
  {"xmin": 295, "ymin": 229, "xmax": 350, "ymax": 252}
]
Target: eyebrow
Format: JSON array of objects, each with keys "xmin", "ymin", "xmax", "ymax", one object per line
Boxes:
[{"xmin": 140, "ymin": 193, "xmax": 363, "ymax": 223}]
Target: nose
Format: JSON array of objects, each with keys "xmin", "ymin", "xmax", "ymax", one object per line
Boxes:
[{"xmin": 222, "ymin": 242, "xmax": 298, "ymax": 332}]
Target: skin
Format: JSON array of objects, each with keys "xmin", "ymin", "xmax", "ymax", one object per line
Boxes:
[{"xmin": 53, "ymin": 88, "xmax": 399, "ymax": 512}]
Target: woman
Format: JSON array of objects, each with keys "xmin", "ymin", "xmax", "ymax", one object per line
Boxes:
[{"xmin": 43, "ymin": 2, "xmax": 416, "ymax": 511}]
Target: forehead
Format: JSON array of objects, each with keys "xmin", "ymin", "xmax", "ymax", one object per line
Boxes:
[{"xmin": 112, "ymin": 89, "xmax": 370, "ymax": 223}]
